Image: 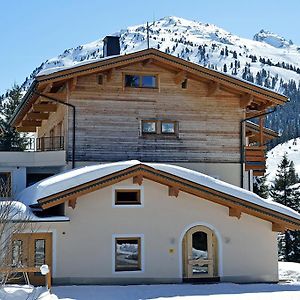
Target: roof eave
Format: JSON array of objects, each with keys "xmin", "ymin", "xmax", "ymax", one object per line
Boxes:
[{"xmin": 9, "ymin": 80, "xmax": 38, "ymax": 127}]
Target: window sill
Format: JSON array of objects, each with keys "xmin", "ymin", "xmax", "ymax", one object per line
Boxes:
[{"xmin": 140, "ymin": 134, "xmax": 179, "ymax": 139}]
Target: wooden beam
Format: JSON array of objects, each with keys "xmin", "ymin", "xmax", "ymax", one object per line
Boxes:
[
  {"xmin": 133, "ymin": 175, "xmax": 143, "ymax": 185},
  {"xmin": 142, "ymin": 58, "xmax": 153, "ymax": 66},
  {"xmin": 246, "ymin": 109, "xmax": 267, "ymax": 119},
  {"xmin": 174, "ymin": 71, "xmax": 186, "ymax": 85},
  {"xmin": 229, "ymin": 207, "xmax": 241, "ymax": 219},
  {"xmin": 240, "ymin": 94, "xmax": 254, "ymax": 108},
  {"xmin": 68, "ymin": 77, "xmax": 77, "ymax": 92},
  {"xmin": 272, "ymin": 223, "xmax": 285, "ymax": 232},
  {"xmin": 42, "ymin": 92, "xmax": 67, "ymax": 101},
  {"xmin": 33, "ymin": 104, "xmax": 57, "ymax": 112},
  {"xmin": 207, "ymin": 81, "xmax": 220, "ymax": 97},
  {"xmin": 253, "ymin": 170, "xmax": 265, "ymax": 176},
  {"xmin": 106, "ymin": 68, "xmax": 115, "ymax": 82},
  {"xmin": 169, "ymin": 186, "xmax": 179, "ymax": 197},
  {"xmin": 42, "ymin": 83, "xmax": 53, "ymax": 93},
  {"xmin": 259, "ymin": 116, "xmax": 264, "ymax": 146},
  {"xmin": 21, "ymin": 120, "xmax": 42, "ymax": 127},
  {"xmin": 27, "ymin": 112, "xmax": 49, "ymax": 120},
  {"xmin": 68, "ymin": 198, "xmax": 77, "ymax": 209},
  {"xmin": 16, "ymin": 126, "xmax": 36, "ymax": 132}
]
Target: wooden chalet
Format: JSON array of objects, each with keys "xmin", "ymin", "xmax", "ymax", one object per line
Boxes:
[{"xmin": 9, "ymin": 37, "xmax": 287, "ymax": 189}]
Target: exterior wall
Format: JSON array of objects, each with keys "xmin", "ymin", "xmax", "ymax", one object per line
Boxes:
[
  {"xmin": 64, "ymin": 63, "xmax": 244, "ymax": 164},
  {"xmin": 39, "ymin": 178, "xmax": 278, "ymax": 284},
  {"xmin": 0, "ymin": 151, "xmax": 66, "ymax": 168}
]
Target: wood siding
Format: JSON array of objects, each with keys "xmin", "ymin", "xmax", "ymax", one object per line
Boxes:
[{"xmin": 39, "ymin": 63, "xmax": 244, "ymax": 163}]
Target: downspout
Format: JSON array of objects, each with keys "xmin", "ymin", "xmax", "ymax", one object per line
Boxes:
[
  {"xmin": 240, "ymin": 106, "xmax": 278, "ymax": 188},
  {"xmin": 33, "ymin": 90, "xmax": 76, "ymax": 169}
]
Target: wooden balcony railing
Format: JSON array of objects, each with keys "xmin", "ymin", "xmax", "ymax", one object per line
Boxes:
[{"xmin": 244, "ymin": 145, "xmax": 266, "ymax": 176}]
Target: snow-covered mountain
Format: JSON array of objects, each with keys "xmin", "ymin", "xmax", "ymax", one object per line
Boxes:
[
  {"xmin": 266, "ymin": 137, "xmax": 300, "ymax": 184},
  {"xmin": 6, "ymin": 16, "xmax": 300, "ymax": 145},
  {"xmin": 23, "ymin": 16, "xmax": 300, "ymax": 92}
]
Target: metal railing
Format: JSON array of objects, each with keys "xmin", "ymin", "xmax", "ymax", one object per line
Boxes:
[
  {"xmin": 36, "ymin": 136, "xmax": 64, "ymax": 151},
  {"xmin": 0, "ymin": 136, "xmax": 64, "ymax": 152}
]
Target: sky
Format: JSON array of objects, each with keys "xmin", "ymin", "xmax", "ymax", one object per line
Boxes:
[{"xmin": 1, "ymin": 0, "xmax": 300, "ymax": 95}]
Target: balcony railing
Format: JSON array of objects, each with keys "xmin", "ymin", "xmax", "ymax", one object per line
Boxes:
[
  {"xmin": 0, "ymin": 136, "xmax": 64, "ymax": 152},
  {"xmin": 36, "ymin": 136, "xmax": 64, "ymax": 151},
  {"xmin": 244, "ymin": 145, "xmax": 266, "ymax": 176}
]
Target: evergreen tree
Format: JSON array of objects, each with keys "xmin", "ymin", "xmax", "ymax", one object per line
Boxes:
[
  {"xmin": 253, "ymin": 175, "xmax": 269, "ymax": 199},
  {"xmin": 0, "ymin": 84, "xmax": 28, "ymax": 151},
  {"xmin": 270, "ymin": 154, "xmax": 300, "ymax": 262}
]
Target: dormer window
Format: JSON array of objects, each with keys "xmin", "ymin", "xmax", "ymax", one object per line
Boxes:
[{"xmin": 125, "ymin": 74, "xmax": 157, "ymax": 88}]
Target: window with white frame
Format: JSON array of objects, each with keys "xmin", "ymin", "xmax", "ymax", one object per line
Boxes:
[
  {"xmin": 115, "ymin": 237, "xmax": 141, "ymax": 271},
  {"xmin": 115, "ymin": 189, "xmax": 141, "ymax": 206}
]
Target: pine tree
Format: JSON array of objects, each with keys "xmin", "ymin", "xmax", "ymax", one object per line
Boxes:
[
  {"xmin": 270, "ymin": 154, "xmax": 300, "ymax": 262},
  {"xmin": 0, "ymin": 84, "xmax": 28, "ymax": 151},
  {"xmin": 253, "ymin": 175, "xmax": 269, "ymax": 199}
]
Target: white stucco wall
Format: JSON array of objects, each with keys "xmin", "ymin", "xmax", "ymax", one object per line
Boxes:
[{"xmin": 40, "ymin": 178, "xmax": 278, "ymax": 284}]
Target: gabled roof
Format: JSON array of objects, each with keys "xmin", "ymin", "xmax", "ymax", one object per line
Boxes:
[
  {"xmin": 10, "ymin": 48, "xmax": 287, "ymax": 127},
  {"xmin": 16, "ymin": 161, "xmax": 300, "ymax": 230}
]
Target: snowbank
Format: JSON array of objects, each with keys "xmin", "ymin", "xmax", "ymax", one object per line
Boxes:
[{"xmin": 1, "ymin": 262, "xmax": 300, "ymax": 300}]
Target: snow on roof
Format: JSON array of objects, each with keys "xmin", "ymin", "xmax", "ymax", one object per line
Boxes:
[
  {"xmin": 37, "ymin": 54, "xmax": 119, "ymax": 77},
  {"xmin": 16, "ymin": 160, "xmax": 300, "ymax": 221},
  {"xmin": 0, "ymin": 200, "xmax": 69, "ymax": 222}
]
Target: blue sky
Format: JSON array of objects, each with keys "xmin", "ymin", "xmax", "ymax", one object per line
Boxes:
[{"xmin": 1, "ymin": 0, "xmax": 300, "ymax": 95}]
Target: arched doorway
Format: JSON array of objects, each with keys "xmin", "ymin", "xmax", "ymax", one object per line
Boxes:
[{"xmin": 182, "ymin": 225, "xmax": 218, "ymax": 280}]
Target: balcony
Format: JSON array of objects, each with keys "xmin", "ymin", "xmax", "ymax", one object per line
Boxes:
[
  {"xmin": 244, "ymin": 146, "xmax": 266, "ymax": 176},
  {"xmin": 0, "ymin": 136, "xmax": 64, "ymax": 152},
  {"xmin": 36, "ymin": 136, "xmax": 64, "ymax": 152},
  {"xmin": 0, "ymin": 136, "xmax": 66, "ymax": 167}
]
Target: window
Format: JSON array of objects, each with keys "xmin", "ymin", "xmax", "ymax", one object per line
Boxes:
[
  {"xmin": 115, "ymin": 190, "xmax": 141, "ymax": 205},
  {"xmin": 181, "ymin": 79, "xmax": 188, "ymax": 89},
  {"xmin": 141, "ymin": 120, "xmax": 178, "ymax": 136},
  {"xmin": 0, "ymin": 172, "xmax": 11, "ymax": 198},
  {"xmin": 161, "ymin": 121, "xmax": 176, "ymax": 134},
  {"xmin": 115, "ymin": 237, "xmax": 141, "ymax": 271},
  {"xmin": 125, "ymin": 74, "xmax": 157, "ymax": 88},
  {"xmin": 142, "ymin": 121, "xmax": 157, "ymax": 134},
  {"xmin": 97, "ymin": 75, "xmax": 103, "ymax": 85}
]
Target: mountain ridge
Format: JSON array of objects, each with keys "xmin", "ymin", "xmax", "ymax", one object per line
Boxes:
[{"xmin": 3, "ymin": 16, "xmax": 300, "ymax": 146}]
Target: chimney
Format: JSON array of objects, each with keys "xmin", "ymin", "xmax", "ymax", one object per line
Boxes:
[{"xmin": 103, "ymin": 36, "xmax": 120, "ymax": 57}]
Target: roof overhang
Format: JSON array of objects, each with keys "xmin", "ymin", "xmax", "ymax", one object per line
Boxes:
[
  {"xmin": 246, "ymin": 121, "xmax": 279, "ymax": 142},
  {"xmin": 10, "ymin": 48, "xmax": 288, "ymax": 129},
  {"xmin": 28, "ymin": 163, "xmax": 300, "ymax": 231}
]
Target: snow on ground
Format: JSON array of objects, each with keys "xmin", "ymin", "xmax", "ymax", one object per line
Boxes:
[
  {"xmin": 1, "ymin": 262, "xmax": 300, "ymax": 300},
  {"xmin": 50, "ymin": 283, "xmax": 300, "ymax": 300},
  {"xmin": 0, "ymin": 285, "xmax": 50, "ymax": 300},
  {"xmin": 279, "ymin": 261, "xmax": 300, "ymax": 283},
  {"xmin": 266, "ymin": 137, "xmax": 300, "ymax": 184}
]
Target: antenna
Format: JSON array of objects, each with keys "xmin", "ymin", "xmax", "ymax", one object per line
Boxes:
[
  {"xmin": 146, "ymin": 20, "xmax": 155, "ymax": 49},
  {"xmin": 147, "ymin": 22, "xmax": 150, "ymax": 49}
]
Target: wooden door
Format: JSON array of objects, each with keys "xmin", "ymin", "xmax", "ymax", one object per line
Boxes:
[
  {"xmin": 11, "ymin": 233, "xmax": 52, "ymax": 285},
  {"xmin": 183, "ymin": 226, "xmax": 215, "ymax": 279}
]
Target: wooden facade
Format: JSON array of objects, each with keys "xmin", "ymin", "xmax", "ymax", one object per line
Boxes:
[{"xmin": 10, "ymin": 49, "xmax": 287, "ymax": 175}]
